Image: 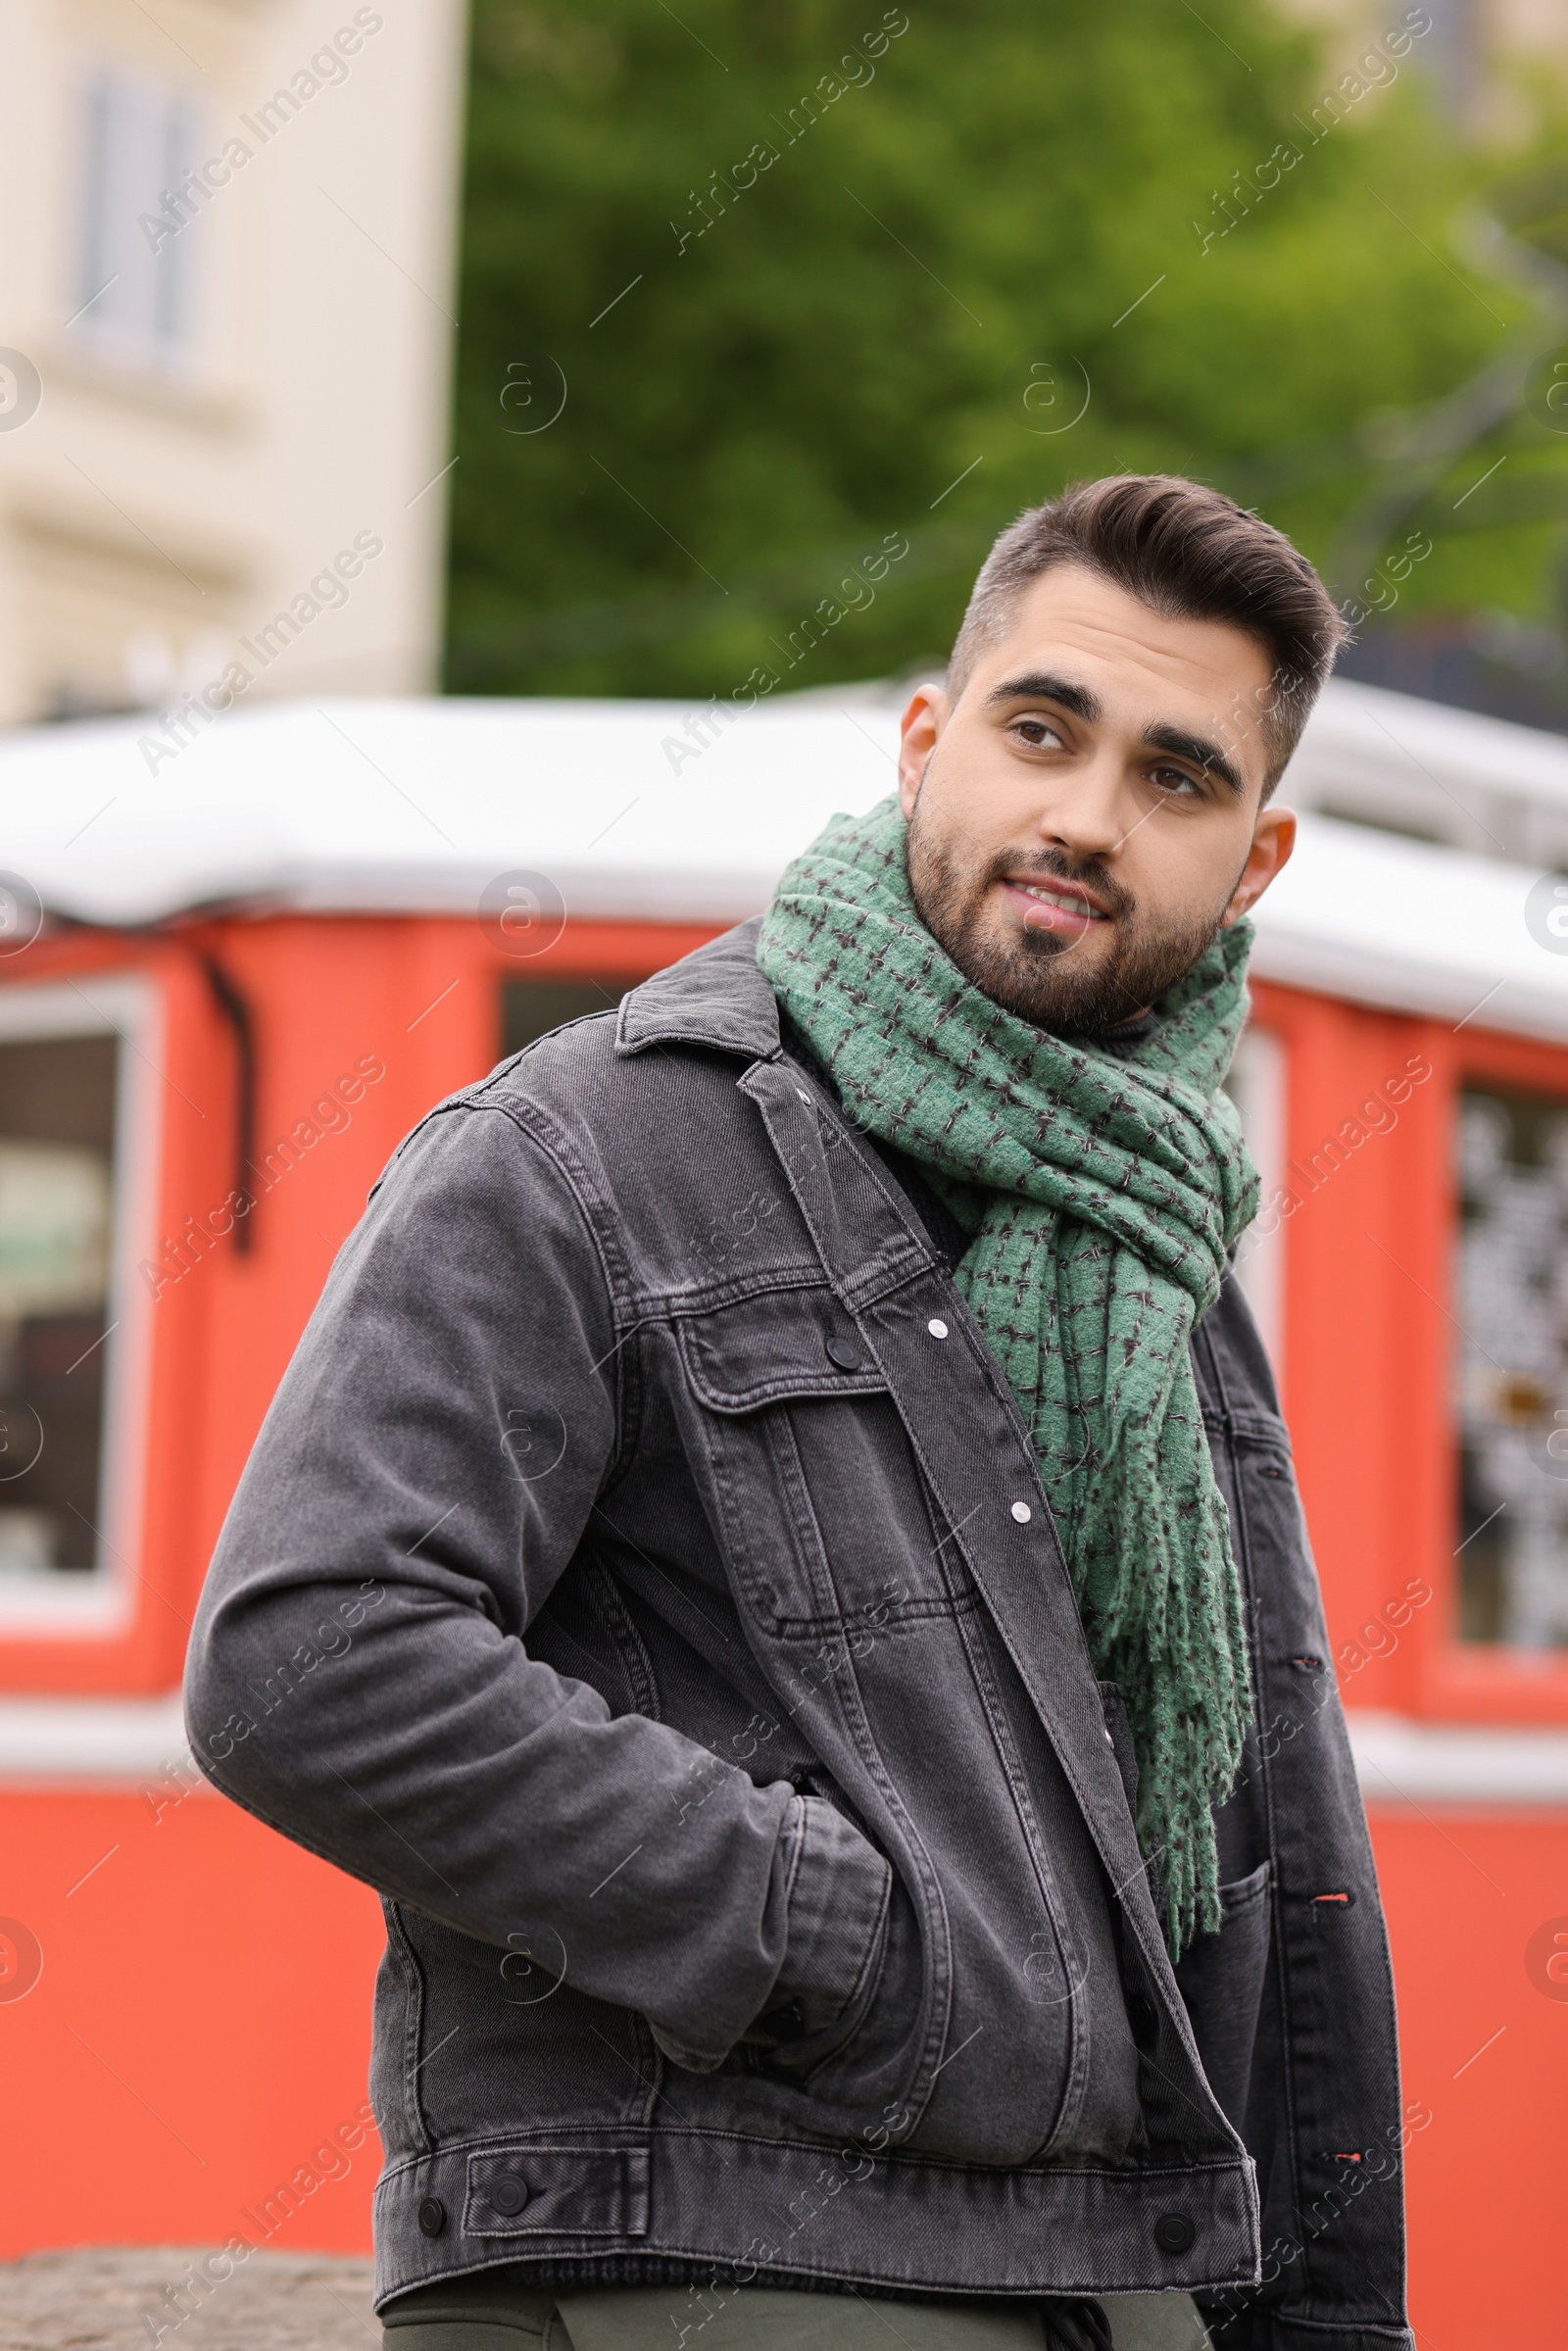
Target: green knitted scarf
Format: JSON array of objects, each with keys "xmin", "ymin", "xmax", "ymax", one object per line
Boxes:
[{"xmin": 757, "ymin": 798, "xmax": 1259, "ymax": 1955}]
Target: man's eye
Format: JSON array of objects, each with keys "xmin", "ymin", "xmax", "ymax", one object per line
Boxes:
[
  {"xmin": 1149, "ymin": 763, "xmax": 1203, "ymax": 797},
  {"xmin": 1010, "ymin": 717, "xmax": 1064, "ymax": 749}
]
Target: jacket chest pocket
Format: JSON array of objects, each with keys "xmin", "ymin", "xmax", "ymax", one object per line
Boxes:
[{"xmin": 677, "ymin": 1291, "xmax": 967, "ymax": 1637}]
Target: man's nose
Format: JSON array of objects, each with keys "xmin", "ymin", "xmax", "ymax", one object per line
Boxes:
[{"xmin": 1033, "ymin": 751, "xmax": 1131, "ymax": 859}]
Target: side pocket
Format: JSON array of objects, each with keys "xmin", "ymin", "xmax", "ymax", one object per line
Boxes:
[
  {"xmin": 643, "ymin": 1793, "xmax": 894, "ymax": 2080},
  {"xmin": 751, "ymin": 1793, "xmax": 894, "ymax": 2071},
  {"xmin": 1173, "ymin": 1857, "xmax": 1272, "ymax": 2132}
]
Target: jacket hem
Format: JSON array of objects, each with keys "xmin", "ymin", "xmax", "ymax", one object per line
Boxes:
[
  {"xmin": 1265, "ymin": 2323, "xmax": 1415, "ymax": 2351},
  {"xmin": 370, "ymin": 2125, "xmax": 1260, "ymax": 2313}
]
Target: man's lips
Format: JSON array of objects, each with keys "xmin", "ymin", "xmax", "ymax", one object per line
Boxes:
[{"xmin": 998, "ymin": 877, "xmax": 1111, "ymax": 938}]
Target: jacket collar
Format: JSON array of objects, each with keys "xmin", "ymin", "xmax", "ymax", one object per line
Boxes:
[{"xmin": 615, "ymin": 917, "xmax": 783, "ymax": 1061}]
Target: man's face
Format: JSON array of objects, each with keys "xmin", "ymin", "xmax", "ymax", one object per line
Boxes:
[{"xmin": 898, "ymin": 563, "xmax": 1297, "ymax": 1034}]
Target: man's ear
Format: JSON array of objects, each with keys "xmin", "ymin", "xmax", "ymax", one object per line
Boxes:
[
  {"xmin": 1222, "ymin": 807, "xmax": 1296, "ymax": 927},
  {"xmin": 898, "ymin": 684, "xmax": 950, "ymax": 818}
]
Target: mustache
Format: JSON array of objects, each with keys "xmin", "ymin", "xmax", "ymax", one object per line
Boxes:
[{"xmin": 984, "ymin": 846, "xmax": 1137, "ymax": 922}]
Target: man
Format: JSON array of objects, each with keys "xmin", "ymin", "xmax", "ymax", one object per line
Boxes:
[{"xmin": 185, "ymin": 475, "xmax": 1412, "ymax": 2351}]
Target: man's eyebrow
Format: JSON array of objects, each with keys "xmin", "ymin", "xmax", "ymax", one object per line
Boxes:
[
  {"xmin": 981, "ymin": 671, "xmax": 1102, "ymax": 723},
  {"xmin": 982, "ymin": 673, "xmax": 1250, "ymax": 797},
  {"xmin": 1143, "ymin": 722, "xmax": 1247, "ymax": 800}
]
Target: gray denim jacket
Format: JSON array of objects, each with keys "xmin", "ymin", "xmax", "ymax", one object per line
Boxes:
[{"xmin": 184, "ymin": 922, "xmax": 1412, "ymax": 2350}]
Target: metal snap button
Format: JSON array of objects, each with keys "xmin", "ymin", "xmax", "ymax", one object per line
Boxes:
[
  {"xmin": 1010, "ymin": 1500, "xmax": 1032, "ymax": 1524},
  {"xmin": 1154, "ymin": 2212, "xmax": 1195, "ymax": 2254},
  {"xmin": 489, "ymin": 2172, "xmax": 530, "ymax": 2216},
  {"xmin": 825, "ymin": 1333, "xmax": 862, "ymax": 1371},
  {"xmin": 417, "ymin": 2195, "xmax": 446, "ymax": 2237},
  {"xmin": 927, "ymin": 1318, "xmax": 949, "ymax": 1339}
]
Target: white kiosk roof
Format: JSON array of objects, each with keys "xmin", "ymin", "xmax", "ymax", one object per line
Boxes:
[{"xmin": 2, "ymin": 675, "xmax": 1566, "ymax": 1043}]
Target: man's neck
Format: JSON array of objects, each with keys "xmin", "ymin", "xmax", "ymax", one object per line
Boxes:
[{"xmin": 1057, "ymin": 1006, "xmax": 1158, "ymax": 1056}]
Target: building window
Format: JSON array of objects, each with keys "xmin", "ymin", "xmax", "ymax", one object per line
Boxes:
[
  {"xmin": 1224, "ymin": 1025, "xmax": 1287, "ymax": 1378},
  {"xmin": 1454, "ymin": 1084, "xmax": 1568, "ymax": 1648},
  {"xmin": 0, "ymin": 979, "xmax": 155, "ymax": 1626},
  {"xmin": 72, "ymin": 69, "xmax": 199, "ymax": 362}
]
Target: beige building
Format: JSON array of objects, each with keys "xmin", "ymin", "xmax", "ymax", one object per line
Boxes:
[
  {"xmin": 0, "ymin": 0, "xmax": 467, "ymax": 729},
  {"xmin": 1277, "ymin": 0, "xmax": 1568, "ymax": 122}
]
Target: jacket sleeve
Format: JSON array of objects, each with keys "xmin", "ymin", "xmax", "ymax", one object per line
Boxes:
[{"xmin": 183, "ymin": 1095, "xmax": 838, "ymax": 2066}]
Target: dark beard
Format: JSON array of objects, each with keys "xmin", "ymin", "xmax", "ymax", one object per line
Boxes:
[{"xmin": 906, "ymin": 796, "xmax": 1228, "ymax": 1037}]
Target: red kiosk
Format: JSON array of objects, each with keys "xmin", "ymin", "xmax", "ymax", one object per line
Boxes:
[{"xmin": 0, "ymin": 681, "xmax": 1564, "ymax": 2343}]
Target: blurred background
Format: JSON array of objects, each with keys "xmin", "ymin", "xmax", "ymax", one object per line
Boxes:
[
  {"xmin": 7, "ymin": 0, "xmax": 1568, "ymax": 724},
  {"xmin": 2, "ymin": 0, "xmax": 1568, "ymax": 2343}
]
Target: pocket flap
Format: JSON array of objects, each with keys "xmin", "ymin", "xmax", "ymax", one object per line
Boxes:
[{"xmin": 678, "ymin": 1290, "xmax": 889, "ymax": 1413}]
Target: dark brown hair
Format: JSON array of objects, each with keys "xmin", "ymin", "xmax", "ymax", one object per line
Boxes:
[{"xmin": 947, "ymin": 474, "xmax": 1348, "ymax": 790}]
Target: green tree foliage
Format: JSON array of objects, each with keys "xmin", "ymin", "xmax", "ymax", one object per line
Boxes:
[{"xmin": 447, "ymin": 0, "xmax": 1539, "ymax": 700}]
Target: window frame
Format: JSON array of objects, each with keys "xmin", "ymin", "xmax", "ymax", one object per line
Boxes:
[
  {"xmin": 0, "ymin": 973, "xmax": 163, "ymax": 1635},
  {"xmin": 67, "ymin": 59, "xmax": 203, "ymax": 374},
  {"xmin": 1250, "ymin": 977, "xmax": 1568, "ymax": 1727},
  {"xmin": 1226, "ymin": 1021, "xmax": 1288, "ymax": 1378},
  {"xmin": 1427, "ymin": 1020, "xmax": 1568, "ymax": 1720}
]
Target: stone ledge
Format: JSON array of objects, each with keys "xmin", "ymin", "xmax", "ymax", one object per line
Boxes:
[{"xmin": 0, "ymin": 2246, "xmax": 376, "ymax": 2351}]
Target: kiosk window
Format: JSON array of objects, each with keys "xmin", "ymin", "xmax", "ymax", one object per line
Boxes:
[
  {"xmin": 1454, "ymin": 1085, "xmax": 1568, "ymax": 1646},
  {"xmin": 501, "ymin": 979, "xmax": 618, "ymax": 1061},
  {"xmin": 0, "ymin": 1034, "xmax": 117, "ymax": 1579}
]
